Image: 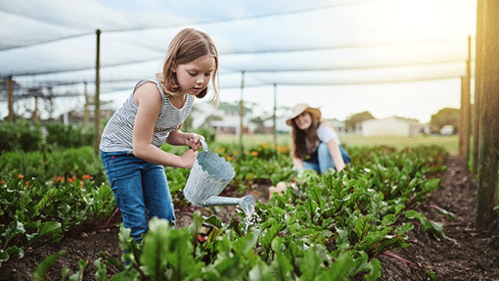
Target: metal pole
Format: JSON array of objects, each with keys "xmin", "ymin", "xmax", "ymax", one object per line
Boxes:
[
  {"xmin": 273, "ymin": 84, "xmax": 277, "ymax": 146},
  {"xmin": 239, "ymin": 71, "xmax": 245, "ymax": 152},
  {"xmin": 94, "ymin": 29, "xmax": 101, "ymax": 156}
]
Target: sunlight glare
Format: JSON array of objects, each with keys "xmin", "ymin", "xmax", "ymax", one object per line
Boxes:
[{"xmin": 379, "ymin": 0, "xmax": 457, "ymax": 40}]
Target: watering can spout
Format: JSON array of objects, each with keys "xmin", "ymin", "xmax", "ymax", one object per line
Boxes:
[{"xmin": 203, "ymin": 195, "xmax": 255, "ymax": 215}]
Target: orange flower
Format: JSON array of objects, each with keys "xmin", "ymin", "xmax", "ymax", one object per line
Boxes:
[
  {"xmin": 68, "ymin": 178, "xmax": 74, "ymax": 183},
  {"xmin": 82, "ymin": 174, "xmax": 93, "ymax": 180},
  {"xmin": 251, "ymin": 151, "xmax": 258, "ymax": 157},
  {"xmin": 25, "ymin": 181, "xmax": 29, "ymax": 185},
  {"xmin": 0, "ymin": 180, "xmax": 5, "ymax": 185},
  {"xmin": 233, "ymin": 151, "xmax": 238, "ymax": 156},
  {"xmin": 197, "ymin": 235, "xmax": 206, "ymax": 242},
  {"xmin": 18, "ymin": 174, "xmax": 24, "ymax": 179}
]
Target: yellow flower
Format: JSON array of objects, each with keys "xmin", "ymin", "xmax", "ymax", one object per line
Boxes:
[{"xmin": 233, "ymin": 151, "xmax": 238, "ymax": 155}]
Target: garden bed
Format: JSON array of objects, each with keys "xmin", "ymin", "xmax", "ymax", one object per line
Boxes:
[{"xmin": 1, "ymin": 156, "xmax": 498, "ymax": 280}]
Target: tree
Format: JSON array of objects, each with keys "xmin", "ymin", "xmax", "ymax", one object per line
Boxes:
[
  {"xmin": 250, "ymin": 116, "xmax": 266, "ymax": 134},
  {"xmin": 344, "ymin": 111, "xmax": 375, "ymax": 131},
  {"xmin": 430, "ymin": 108, "xmax": 460, "ymax": 133}
]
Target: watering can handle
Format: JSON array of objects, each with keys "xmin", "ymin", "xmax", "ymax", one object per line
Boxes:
[{"xmin": 199, "ymin": 139, "xmax": 208, "ymax": 152}]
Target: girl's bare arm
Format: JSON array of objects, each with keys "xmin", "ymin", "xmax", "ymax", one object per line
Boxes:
[
  {"xmin": 326, "ymin": 139, "xmax": 345, "ymax": 171},
  {"xmin": 131, "ymin": 83, "xmax": 197, "ymax": 169}
]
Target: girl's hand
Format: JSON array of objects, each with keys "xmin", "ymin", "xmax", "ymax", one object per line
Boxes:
[
  {"xmin": 180, "ymin": 149, "xmax": 198, "ymax": 169},
  {"xmin": 185, "ymin": 133, "xmax": 205, "ymax": 151}
]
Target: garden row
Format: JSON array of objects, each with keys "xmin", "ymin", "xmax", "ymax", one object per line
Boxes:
[
  {"xmin": 0, "ymin": 120, "xmax": 95, "ymax": 153},
  {"xmin": 0, "ymin": 119, "xmax": 217, "ymax": 154},
  {"xmin": 1, "ymin": 140, "xmax": 450, "ymax": 280}
]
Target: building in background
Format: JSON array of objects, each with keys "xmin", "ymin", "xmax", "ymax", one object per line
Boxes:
[
  {"xmin": 361, "ymin": 116, "xmax": 422, "ymax": 137},
  {"xmin": 207, "ymin": 102, "xmax": 253, "ymax": 135},
  {"xmin": 325, "ymin": 119, "xmax": 346, "ymax": 135}
]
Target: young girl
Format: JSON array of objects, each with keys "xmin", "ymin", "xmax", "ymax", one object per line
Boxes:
[
  {"xmin": 286, "ymin": 103, "xmax": 351, "ymax": 174},
  {"xmin": 100, "ymin": 28, "xmax": 219, "ymax": 243}
]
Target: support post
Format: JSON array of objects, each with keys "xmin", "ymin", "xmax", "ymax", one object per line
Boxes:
[
  {"xmin": 273, "ymin": 84, "xmax": 277, "ymax": 146},
  {"xmin": 476, "ymin": 0, "xmax": 499, "ymax": 230},
  {"xmin": 472, "ymin": 0, "xmax": 484, "ymax": 177},
  {"xmin": 7, "ymin": 76, "xmax": 13, "ymax": 122},
  {"xmin": 84, "ymin": 82, "xmax": 89, "ymax": 128},
  {"xmin": 458, "ymin": 77, "xmax": 465, "ymax": 157},
  {"xmin": 465, "ymin": 35, "xmax": 472, "ymax": 164},
  {"xmin": 459, "ymin": 59, "xmax": 471, "ymax": 164},
  {"xmin": 239, "ymin": 71, "xmax": 245, "ymax": 152},
  {"xmin": 33, "ymin": 96, "xmax": 38, "ymax": 122},
  {"xmin": 94, "ymin": 29, "xmax": 101, "ymax": 156}
]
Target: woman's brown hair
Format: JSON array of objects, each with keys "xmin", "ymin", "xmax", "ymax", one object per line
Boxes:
[
  {"xmin": 290, "ymin": 111, "xmax": 321, "ymax": 160},
  {"xmin": 159, "ymin": 28, "xmax": 219, "ymax": 104}
]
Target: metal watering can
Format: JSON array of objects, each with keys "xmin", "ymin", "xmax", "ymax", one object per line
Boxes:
[{"xmin": 183, "ymin": 140, "xmax": 255, "ymax": 215}]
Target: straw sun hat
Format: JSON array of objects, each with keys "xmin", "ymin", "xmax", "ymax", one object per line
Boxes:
[{"xmin": 285, "ymin": 103, "xmax": 322, "ymax": 126}]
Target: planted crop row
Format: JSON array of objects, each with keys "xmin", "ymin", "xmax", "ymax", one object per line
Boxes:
[
  {"xmin": 0, "ymin": 142, "xmax": 292, "ymax": 268},
  {"xmin": 33, "ymin": 144, "xmax": 449, "ymax": 280},
  {"xmin": 0, "ymin": 176, "xmax": 116, "ymax": 267}
]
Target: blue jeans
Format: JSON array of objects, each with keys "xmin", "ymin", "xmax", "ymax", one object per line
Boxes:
[
  {"xmin": 303, "ymin": 143, "xmax": 351, "ymax": 174},
  {"xmin": 100, "ymin": 150, "xmax": 175, "ymax": 243}
]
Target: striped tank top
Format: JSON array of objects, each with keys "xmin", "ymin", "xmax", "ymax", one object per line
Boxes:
[{"xmin": 100, "ymin": 77, "xmax": 193, "ymax": 153}]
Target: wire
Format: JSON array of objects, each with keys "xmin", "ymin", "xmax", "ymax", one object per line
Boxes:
[
  {"xmin": 0, "ymin": 0, "xmax": 381, "ymax": 52},
  {"xmin": 106, "ymin": 0, "xmax": 384, "ymax": 34},
  {"xmin": 3, "ymin": 38, "xmax": 467, "ymax": 77},
  {"xmin": 0, "ymin": 73, "xmax": 465, "ymax": 102}
]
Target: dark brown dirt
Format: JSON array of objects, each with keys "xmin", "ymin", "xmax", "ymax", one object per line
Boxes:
[
  {"xmin": 379, "ymin": 156, "xmax": 499, "ymax": 281},
  {"xmin": 1, "ymin": 156, "xmax": 498, "ymax": 281}
]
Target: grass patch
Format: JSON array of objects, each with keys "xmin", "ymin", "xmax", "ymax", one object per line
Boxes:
[{"xmin": 215, "ymin": 133, "xmax": 459, "ymax": 155}]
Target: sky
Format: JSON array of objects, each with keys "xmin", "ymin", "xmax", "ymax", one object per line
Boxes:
[{"xmin": 0, "ymin": 0, "xmax": 477, "ymax": 124}]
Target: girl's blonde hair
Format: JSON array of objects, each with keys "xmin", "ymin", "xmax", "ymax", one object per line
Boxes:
[
  {"xmin": 290, "ymin": 111, "xmax": 320, "ymax": 160},
  {"xmin": 160, "ymin": 28, "xmax": 219, "ymax": 104}
]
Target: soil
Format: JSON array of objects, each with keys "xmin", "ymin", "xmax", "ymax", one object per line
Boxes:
[{"xmin": 1, "ymin": 156, "xmax": 498, "ymax": 281}]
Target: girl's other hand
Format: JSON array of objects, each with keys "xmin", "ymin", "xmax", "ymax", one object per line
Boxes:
[
  {"xmin": 180, "ymin": 149, "xmax": 198, "ymax": 169},
  {"xmin": 185, "ymin": 133, "xmax": 205, "ymax": 151}
]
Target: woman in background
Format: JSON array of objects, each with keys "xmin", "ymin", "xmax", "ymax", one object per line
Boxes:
[{"xmin": 286, "ymin": 103, "xmax": 350, "ymax": 174}]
